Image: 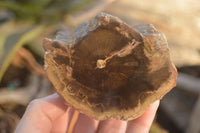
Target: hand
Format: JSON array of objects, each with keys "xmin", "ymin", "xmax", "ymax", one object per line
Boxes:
[{"xmin": 14, "ymin": 93, "xmax": 159, "ymax": 133}]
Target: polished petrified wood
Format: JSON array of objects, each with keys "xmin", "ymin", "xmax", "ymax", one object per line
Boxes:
[{"xmin": 43, "ymin": 13, "xmax": 177, "ymax": 120}]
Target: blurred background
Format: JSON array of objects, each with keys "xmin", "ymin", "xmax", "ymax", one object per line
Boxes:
[{"xmin": 0, "ymin": 0, "xmax": 200, "ymax": 133}]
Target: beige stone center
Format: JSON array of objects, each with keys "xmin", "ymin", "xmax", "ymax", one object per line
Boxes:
[{"xmin": 96, "ymin": 59, "xmax": 106, "ymax": 69}]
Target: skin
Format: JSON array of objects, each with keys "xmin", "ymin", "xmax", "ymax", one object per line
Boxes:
[{"xmin": 14, "ymin": 93, "xmax": 159, "ymax": 133}]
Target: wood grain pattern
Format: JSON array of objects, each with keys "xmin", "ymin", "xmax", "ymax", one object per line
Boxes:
[{"xmin": 43, "ymin": 13, "xmax": 177, "ymax": 120}]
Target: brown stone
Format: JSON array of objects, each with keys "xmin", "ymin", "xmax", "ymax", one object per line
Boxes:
[{"xmin": 43, "ymin": 13, "xmax": 177, "ymax": 120}]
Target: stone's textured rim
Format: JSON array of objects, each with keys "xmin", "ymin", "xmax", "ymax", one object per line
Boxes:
[{"xmin": 43, "ymin": 13, "xmax": 177, "ymax": 120}]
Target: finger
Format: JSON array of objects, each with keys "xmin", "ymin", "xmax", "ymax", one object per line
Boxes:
[
  {"xmin": 98, "ymin": 119, "xmax": 127, "ymax": 133},
  {"xmin": 51, "ymin": 107, "xmax": 74, "ymax": 133},
  {"xmin": 15, "ymin": 93, "xmax": 69, "ymax": 133},
  {"xmin": 72, "ymin": 113, "xmax": 99, "ymax": 133},
  {"xmin": 126, "ymin": 100, "xmax": 160, "ymax": 133}
]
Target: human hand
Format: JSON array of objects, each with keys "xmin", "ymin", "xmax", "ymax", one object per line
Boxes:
[{"xmin": 14, "ymin": 93, "xmax": 159, "ymax": 133}]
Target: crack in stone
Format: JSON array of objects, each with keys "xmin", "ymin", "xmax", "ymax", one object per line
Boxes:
[{"xmin": 96, "ymin": 39, "xmax": 141, "ymax": 69}]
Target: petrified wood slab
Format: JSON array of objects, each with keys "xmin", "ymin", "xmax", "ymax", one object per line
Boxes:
[{"xmin": 43, "ymin": 13, "xmax": 177, "ymax": 120}]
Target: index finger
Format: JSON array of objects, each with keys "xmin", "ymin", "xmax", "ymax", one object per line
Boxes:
[{"xmin": 126, "ymin": 100, "xmax": 160, "ymax": 133}]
